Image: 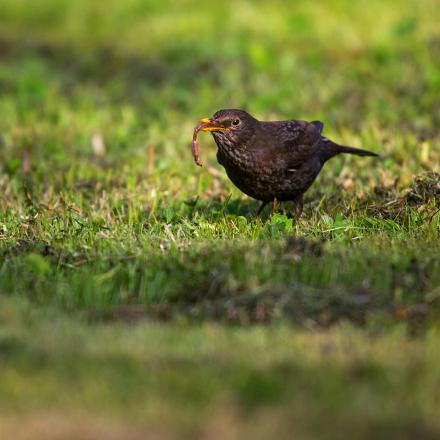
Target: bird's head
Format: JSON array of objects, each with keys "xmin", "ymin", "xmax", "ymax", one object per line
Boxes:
[{"xmin": 198, "ymin": 109, "xmax": 257, "ymax": 148}]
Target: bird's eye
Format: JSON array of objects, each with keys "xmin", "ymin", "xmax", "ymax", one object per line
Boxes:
[{"xmin": 232, "ymin": 119, "xmax": 240, "ymax": 126}]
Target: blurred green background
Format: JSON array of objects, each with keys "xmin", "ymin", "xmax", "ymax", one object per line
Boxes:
[
  {"xmin": 0, "ymin": 1, "xmax": 439, "ymax": 439},
  {"xmin": 0, "ymin": 0, "xmax": 439, "ymax": 177}
]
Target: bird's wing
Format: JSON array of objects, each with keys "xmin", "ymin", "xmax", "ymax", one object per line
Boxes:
[
  {"xmin": 264, "ymin": 120, "xmax": 324, "ymax": 169},
  {"xmin": 310, "ymin": 120, "xmax": 324, "ymax": 135}
]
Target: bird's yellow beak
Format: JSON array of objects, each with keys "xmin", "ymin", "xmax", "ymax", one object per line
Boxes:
[{"xmin": 199, "ymin": 118, "xmax": 228, "ymax": 132}]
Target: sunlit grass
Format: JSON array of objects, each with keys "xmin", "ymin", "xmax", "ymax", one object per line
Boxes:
[{"xmin": 0, "ymin": 0, "xmax": 439, "ymax": 437}]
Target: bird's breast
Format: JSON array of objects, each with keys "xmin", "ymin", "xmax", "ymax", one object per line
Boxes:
[{"xmin": 216, "ymin": 146, "xmax": 287, "ymax": 200}]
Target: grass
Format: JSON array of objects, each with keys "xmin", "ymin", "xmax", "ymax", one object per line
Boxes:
[
  {"xmin": 1, "ymin": 303, "xmax": 440, "ymax": 439},
  {"xmin": 0, "ymin": 0, "xmax": 439, "ymax": 438}
]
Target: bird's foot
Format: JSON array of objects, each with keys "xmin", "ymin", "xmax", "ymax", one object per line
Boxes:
[
  {"xmin": 256, "ymin": 201, "xmax": 269, "ymax": 218},
  {"xmin": 291, "ymin": 194, "xmax": 304, "ymax": 221}
]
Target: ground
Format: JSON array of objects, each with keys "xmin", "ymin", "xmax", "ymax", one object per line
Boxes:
[{"xmin": 0, "ymin": 0, "xmax": 439, "ymax": 438}]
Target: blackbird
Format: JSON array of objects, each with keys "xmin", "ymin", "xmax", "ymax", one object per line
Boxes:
[{"xmin": 193, "ymin": 109, "xmax": 378, "ymax": 218}]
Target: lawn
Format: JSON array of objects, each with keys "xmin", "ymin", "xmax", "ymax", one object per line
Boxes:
[{"xmin": 0, "ymin": 0, "xmax": 439, "ymax": 438}]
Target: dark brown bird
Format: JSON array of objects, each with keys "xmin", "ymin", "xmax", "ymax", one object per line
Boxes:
[{"xmin": 193, "ymin": 109, "xmax": 378, "ymax": 218}]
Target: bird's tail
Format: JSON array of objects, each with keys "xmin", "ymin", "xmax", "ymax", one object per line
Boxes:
[
  {"xmin": 319, "ymin": 138, "xmax": 378, "ymax": 162},
  {"xmin": 336, "ymin": 144, "xmax": 378, "ymax": 157}
]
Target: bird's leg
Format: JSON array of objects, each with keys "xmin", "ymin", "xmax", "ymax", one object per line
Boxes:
[
  {"xmin": 256, "ymin": 201, "xmax": 269, "ymax": 218},
  {"xmin": 292, "ymin": 193, "xmax": 304, "ymax": 220},
  {"xmin": 272, "ymin": 198, "xmax": 279, "ymax": 214}
]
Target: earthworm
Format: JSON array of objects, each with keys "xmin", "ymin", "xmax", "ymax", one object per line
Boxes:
[{"xmin": 192, "ymin": 122, "xmax": 207, "ymax": 167}]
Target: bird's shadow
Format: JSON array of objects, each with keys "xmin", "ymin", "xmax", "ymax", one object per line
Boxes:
[
  {"xmin": 183, "ymin": 196, "xmax": 258, "ymax": 220},
  {"xmin": 182, "ymin": 196, "xmax": 297, "ymax": 222}
]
